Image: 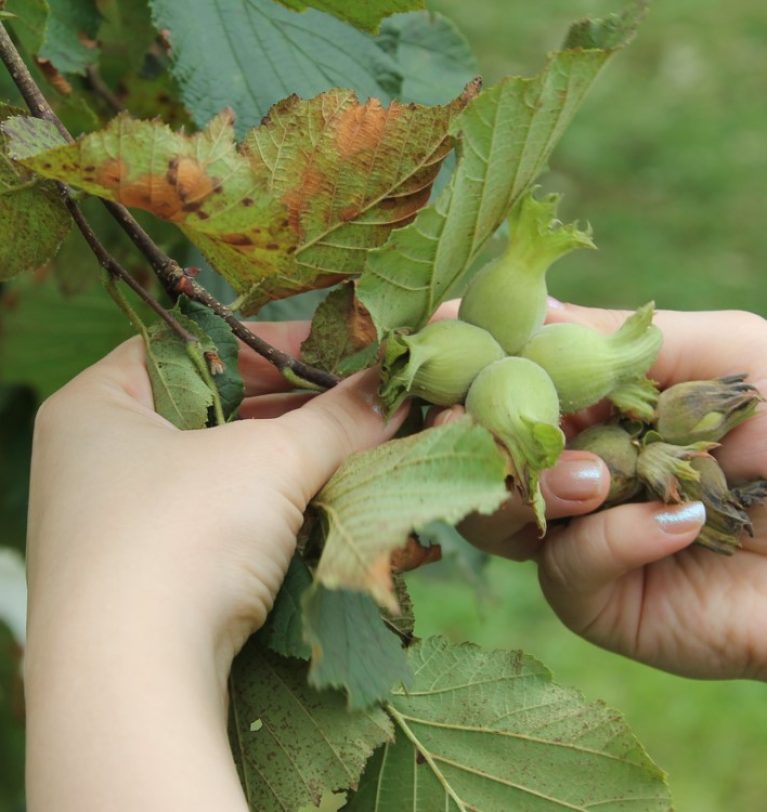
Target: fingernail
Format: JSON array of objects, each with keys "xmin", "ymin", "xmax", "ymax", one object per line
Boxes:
[
  {"xmin": 654, "ymin": 501, "xmax": 706, "ymax": 535},
  {"xmin": 547, "ymin": 295, "xmax": 565, "ymax": 310},
  {"xmin": 545, "ymin": 458, "xmax": 605, "ymax": 501}
]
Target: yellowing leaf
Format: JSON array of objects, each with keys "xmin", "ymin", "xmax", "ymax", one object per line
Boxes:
[
  {"xmin": 4, "ymin": 87, "xmax": 470, "ymax": 314},
  {"xmin": 275, "ymin": 0, "xmax": 424, "ymax": 33},
  {"xmin": 312, "ymin": 417, "xmax": 507, "ymax": 610}
]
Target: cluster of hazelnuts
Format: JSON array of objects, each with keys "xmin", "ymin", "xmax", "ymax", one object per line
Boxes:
[{"xmin": 378, "ymin": 191, "xmax": 766, "ymax": 552}]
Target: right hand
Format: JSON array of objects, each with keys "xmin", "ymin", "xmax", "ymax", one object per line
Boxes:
[{"xmin": 463, "ymin": 304, "xmax": 767, "ymax": 681}]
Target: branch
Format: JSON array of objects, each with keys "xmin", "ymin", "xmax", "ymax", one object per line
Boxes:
[{"xmin": 0, "ymin": 21, "xmax": 340, "ymax": 391}]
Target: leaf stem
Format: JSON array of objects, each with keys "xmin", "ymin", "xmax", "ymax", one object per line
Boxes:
[
  {"xmin": 383, "ymin": 703, "xmax": 467, "ymax": 811},
  {"xmin": 0, "ymin": 21, "xmax": 340, "ymax": 391}
]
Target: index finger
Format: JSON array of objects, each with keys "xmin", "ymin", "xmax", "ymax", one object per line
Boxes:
[{"xmin": 237, "ymin": 320, "xmax": 312, "ymax": 396}]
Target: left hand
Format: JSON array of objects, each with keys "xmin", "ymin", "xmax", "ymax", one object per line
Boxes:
[{"xmin": 24, "ymin": 321, "xmax": 405, "ymax": 812}]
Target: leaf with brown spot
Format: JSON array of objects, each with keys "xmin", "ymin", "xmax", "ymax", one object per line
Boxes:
[
  {"xmin": 300, "ymin": 283, "xmax": 378, "ymax": 376},
  {"xmin": 312, "ymin": 417, "xmax": 508, "ymax": 610},
  {"xmin": 4, "ymin": 86, "xmax": 471, "ymax": 314},
  {"xmin": 0, "ymin": 107, "xmax": 70, "ymax": 282}
]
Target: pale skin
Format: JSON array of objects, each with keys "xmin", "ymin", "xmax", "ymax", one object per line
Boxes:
[
  {"xmin": 24, "ymin": 307, "xmax": 767, "ymax": 811},
  {"xmin": 450, "ymin": 303, "xmax": 767, "ymax": 682}
]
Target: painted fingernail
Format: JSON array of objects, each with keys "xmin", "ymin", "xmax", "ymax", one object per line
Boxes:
[
  {"xmin": 545, "ymin": 458, "xmax": 605, "ymax": 501},
  {"xmin": 547, "ymin": 295, "xmax": 565, "ymax": 310},
  {"xmin": 654, "ymin": 501, "xmax": 706, "ymax": 535}
]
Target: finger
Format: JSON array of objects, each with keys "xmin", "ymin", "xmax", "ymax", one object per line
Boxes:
[
  {"xmin": 537, "ymin": 500, "xmax": 706, "ymax": 604},
  {"xmin": 236, "ymin": 321, "xmax": 312, "ymax": 396},
  {"xmin": 430, "ymin": 299, "xmax": 461, "ymax": 321},
  {"xmin": 276, "ymin": 367, "xmax": 407, "ymax": 501},
  {"xmin": 460, "ymin": 451, "xmax": 611, "ymax": 559},
  {"xmin": 239, "ymin": 392, "xmax": 315, "ymax": 420},
  {"xmin": 546, "ymin": 301, "xmax": 767, "ymax": 390}
]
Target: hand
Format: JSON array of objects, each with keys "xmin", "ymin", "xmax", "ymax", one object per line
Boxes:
[
  {"xmin": 467, "ymin": 303, "xmax": 767, "ymax": 682},
  {"xmin": 24, "ymin": 322, "xmax": 403, "ymax": 812}
]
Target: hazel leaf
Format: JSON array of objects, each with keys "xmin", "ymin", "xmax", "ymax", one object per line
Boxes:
[
  {"xmin": 300, "ymin": 284, "xmax": 378, "ymax": 376},
  {"xmin": 275, "ymin": 0, "xmax": 424, "ymax": 34},
  {"xmin": 144, "ymin": 313, "xmax": 216, "ymax": 430},
  {"xmin": 357, "ymin": 6, "xmax": 643, "ymax": 335},
  {"xmin": 3, "ymin": 86, "xmax": 470, "ymax": 314},
  {"xmin": 302, "ymin": 583, "xmax": 412, "ymax": 709},
  {"xmin": 0, "ymin": 108, "xmax": 70, "ymax": 281},
  {"xmin": 148, "ymin": 0, "xmax": 401, "ymax": 136},
  {"xmin": 312, "ymin": 417, "xmax": 508, "ymax": 610},
  {"xmin": 347, "ymin": 636, "xmax": 671, "ymax": 811},
  {"xmin": 229, "ymin": 639, "xmax": 393, "ymax": 812}
]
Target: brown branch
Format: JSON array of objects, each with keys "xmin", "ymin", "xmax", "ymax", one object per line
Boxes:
[
  {"xmin": 64, "ymin": 196, "xmax": 197, "ymax": 344},
  {"xmin": 0, "ymin": 21, "xmax": 340, "ymax": 390}
]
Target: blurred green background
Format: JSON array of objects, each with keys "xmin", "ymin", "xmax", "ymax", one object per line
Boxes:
[
  {"xmin": 3, "ymin": 1, "xmax": 767, "ymax": 810},
  {"xmin": 414, "ymin": 2, "xmax": 767, "ymax": 812}
]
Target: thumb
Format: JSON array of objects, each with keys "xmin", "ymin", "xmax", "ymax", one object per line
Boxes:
[
  {"xmin": 277, "ymin": 368, "xmax": 405, "ymax": 499},
  {"xmin": 538, "ymin": 500, "xmax": 706, "ymax": 628}
]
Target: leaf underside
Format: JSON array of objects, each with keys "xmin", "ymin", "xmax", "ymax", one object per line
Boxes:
[
  {"xmin": 302, "ymin": 582, "xmax": 412, "ymax": 710},
  {"xmin": 347, "ymin": 637, "xmax": 672, "ymax": 812},
  {"xmin": 312, "ymin": 416, "xmax": 508, "ymax": 610},
  {"xmin": 229, "ymin": 639, "xmax": 393, "ymax": 812}
]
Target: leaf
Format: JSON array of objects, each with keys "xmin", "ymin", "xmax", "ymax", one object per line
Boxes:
[
  {"xmin": 257, "ymin": 553, "xmax": 313, "ymax": 660},
  {"xmin": 377, "ymin": 12, "xmax": 479, "ymax": 106},
  {"xmin": 302, "ymin": 583, "xmax": 412, "ymax": 709},
  {"xmin": 0, "ymin": 107, "xmax": 70, "ymax": 281},
  {"xmin": 0, "ymin": 271, "xmax": 140, "ymax": 398},
  {"xmin": 300, "ymin": 284, "xmax": 378, "ymax": 376},
  {"xmin": 312, "ymin": 416, "xmax": 508, "ymax": 610},
  {"xmin": 275, "ymin": 0, "xmax": 423, "ymax": 33},
  {"xmin": 178, "ymin": 296, "xmax": 244, "ymax": 420},
  {"xmin": 357, "ymin": 7, "xmax": 642, "ymax": 335},
  {"xmin": 6, "ymin": 0, "xmax": 101, "ymax": 75},
  {"xmin": 347, "ymin": 636, "xmax": 672, "ymax": 812},
  {"xmin": 228, "ymin": 638, "xmax": 393, "ymax": 812},
  {"xmin": 148, "ymin": 0, "xmax": 401, "ymax": 137},
  {"xmin": 144, "ymin": 312, "xmax": 216, "ymax": 430},
  {"xmin": 5, "ymin": 87, "xmax": 468, "ymax": 314}
]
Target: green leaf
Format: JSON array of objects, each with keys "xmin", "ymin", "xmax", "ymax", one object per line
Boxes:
[
  {"xmin": 178, "ymin": 297, "xmax": 244, "ymax": 420},
  {"xmin": 347, "ymin": 637, "xmax": 671, "ymax": 812},
  {"xmin": 300, "ymin": 284, "xmax": 378, "ymax": 376},
  {"xmin": 0, "ymin": 387, "xmax": 35, "ymax": 552},
  {"xmin": 148, "ymin": 0, "xmax": 401, "ymax": 137},
  {"xmin": 377, "ymin": 12, "xmax": 479, "ymax": 105},
  {"xmin": 228, "ymin": 638, "xmax": 393, "ymax": 812},
  {"xmin": 6, "ymin": 0, "xmax": 101, "ymax": 75},
  {"xmin": 302, "ymin": 583, "xmax": 412, "ymax": 710},
  {"xmin": 357, "ymin": 7, "xmax": 642, "ymax": 335},
  {"xmin": 5, "ymin": 87, "xmax": 467, "ymax": 314},
  {"xmin": 0, "ymin": 272, "xmax": 139, "ymax": 398},
  {"xmin": 257, "ymin": 553, "xmax": 313, "ymax": 660},
  {"xmin": 312, "ymin": 416, "xmax": 508, "ymax": 609},
  {"xmin": 0, "ymin": 107, "xmax": 70, "ymax": 281},
  {"xmin": 275, "ymin": 0, "xmax": 423, "ymax": 34},
  {"xmin": 144, "ymin": 313, "xmax": 216, "ymax": 430}
]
